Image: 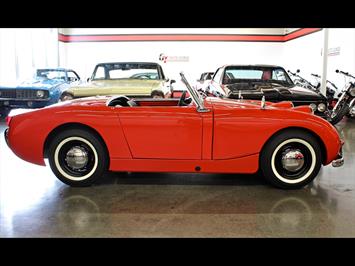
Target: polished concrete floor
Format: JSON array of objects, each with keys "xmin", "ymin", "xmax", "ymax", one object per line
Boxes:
[{"xmin": 1, "ymin": 118, "xmax": 355, "ymax": 237}]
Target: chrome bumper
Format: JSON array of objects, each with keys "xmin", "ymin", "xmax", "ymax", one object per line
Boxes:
[{"xmin": 332, "ymin": 143, "xmax": 344, "ymax": 167}]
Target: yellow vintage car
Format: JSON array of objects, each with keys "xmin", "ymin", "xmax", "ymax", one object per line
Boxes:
[{"xmin": 60, "ymin": 62, "xmax": 173, "ymax": 101}]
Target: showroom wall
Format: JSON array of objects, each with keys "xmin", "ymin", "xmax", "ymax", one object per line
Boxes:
[
  {"xmin": 1, "ymin": 28, "xmax": 355, "ymax": 90},
  {"xmin": 283, "ymin": 28, "xmax": 355, "ymax": 89},
  {"xmin": 0, "ymin": 28, "xmax": 59, "ymax": 84},
  {"xmin": 58, "ymin": 28, "xmax": 289, "ymax": 81}
]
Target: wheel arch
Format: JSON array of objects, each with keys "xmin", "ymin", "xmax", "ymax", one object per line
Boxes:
[
  {"xmin": 43, "ymin": 122, "xmax": 110, "ymax": 164},
  {"xmin": 260, "ymin": 126, "xmax": 327, "ymax": 165},
  {"xmin": 151, "ymin": 89, "xmax": 165, "ymax": 97},
  {"xmin": 60, "ymin": 90, "xmax": 74, "ymax": 101}
]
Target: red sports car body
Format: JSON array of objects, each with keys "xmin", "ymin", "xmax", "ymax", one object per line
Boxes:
[{"xmin": 4, "ymin": 73, "xmax": 344, "ymax": 189}]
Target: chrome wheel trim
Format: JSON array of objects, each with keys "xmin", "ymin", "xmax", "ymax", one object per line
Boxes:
[
  {"xmin": 65, "ymin": 146, "xmax": 89, "ymax": 170},
  {"xmin": 54, "ymin": 137, "xmax": 98, "ymax": 181},
  {"xmin": 281, "ymin": 149, "xmax": 305, "ymax": 172},
  {"xmin": 271, "ymin": 138, "xmax": 316, "ymax": 184}
]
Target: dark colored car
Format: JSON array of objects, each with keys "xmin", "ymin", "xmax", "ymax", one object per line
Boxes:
[
  {"xmin": 0, "ymin": 68, "xmax": 81, "ymax": 117},
  {"xmin": 207, "ymin": 65, "xmax": 329, "ymax": 118}
]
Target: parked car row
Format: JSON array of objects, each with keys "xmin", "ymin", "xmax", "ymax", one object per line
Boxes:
[
  {"xmin": 0, "ymin": 62, "xmax": 173, "ymax": 118},
  {"xmin": 0, "ymin": 68, "xmax": 81, "ymax": 117}
]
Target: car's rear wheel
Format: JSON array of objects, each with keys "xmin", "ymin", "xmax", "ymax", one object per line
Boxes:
[
  {"xmin": 260, "ymin": 130, "xmax": 322, "ymax": 189},
  {"xmin": 47, "ymin": 129, "xmax": 108, "ymax": 187}
]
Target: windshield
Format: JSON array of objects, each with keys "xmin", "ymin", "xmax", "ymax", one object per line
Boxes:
[
  {"xmin": 223, "ymin": 67, "xmax": 294, "ymax": 86},
  {"xmin": 92, "ymin": 63, "xmax": 162, "ymax": 80},
  {"xmin": 36, "ymin": 69, "xmax": 67, "ymax": 81},
  {"xmin": 180, "ymin": 72, "xmax": 207, "ymax": 111}
]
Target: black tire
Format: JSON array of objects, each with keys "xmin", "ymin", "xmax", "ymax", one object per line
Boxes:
[
  {"xmin": 151, "ymin": 90, "xmax": 164, "ymax": 98},
  {"xmin": 60, "ymin": 92, "xmax": 74, "ymax": 101},
  {"xmin": 260, "ymin": 130, "xmax": 322, "ymax": 189},
  {"xmin": 47, "ymin": 128, "xmax": 108, "ymax": 187}
]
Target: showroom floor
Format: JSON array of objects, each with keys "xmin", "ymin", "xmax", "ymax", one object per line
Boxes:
[{"xmin": 1, "ymin": 119, "xmax": 355, "ymax": 237}]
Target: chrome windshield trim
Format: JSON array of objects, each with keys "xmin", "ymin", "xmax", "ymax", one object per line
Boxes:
[{"xmin": 179, "ymin": 72, "xmax": 209, "ymax": 112}]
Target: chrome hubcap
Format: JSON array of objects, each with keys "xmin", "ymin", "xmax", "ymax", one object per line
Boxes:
[
  {"xmin": 281, "ymin": 149, "xmax": 305, "ymax": 172},
  {"xmin": 65, "ymin": 146, "xmax": 89, "ymax": 170}
]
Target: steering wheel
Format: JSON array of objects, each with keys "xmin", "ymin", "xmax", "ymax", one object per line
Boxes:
[{"xmin": 178, "ymin": 90, "xmax": 187, "ymax": 106}]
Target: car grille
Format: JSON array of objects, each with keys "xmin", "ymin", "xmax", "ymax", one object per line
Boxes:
[{"xmin": 0, "ymin": 89, "xmax": 48, "ymax": 99}]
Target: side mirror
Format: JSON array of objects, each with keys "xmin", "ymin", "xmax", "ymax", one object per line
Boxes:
[
  {"xmin": 296, "ymin": 69, "xmax": 300, "ymax": 73},
  {"xmin": 170, "ymin": 79, "xmax": 176, "ymax": 84}
]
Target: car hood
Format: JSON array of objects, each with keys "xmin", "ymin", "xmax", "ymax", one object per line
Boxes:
[
  {"xmin": 227, "ymin": 84, "xmax": 326, "ymax": 101},
  {"xmin": 70, "ymin": 79, "xmax": 163, "ymax": 91},
  {"xmin": 0, "ymin": 79, "xmax": 64, "ymax": 90},
  {"xmin": 206, "ymin": 96, "xmax": 266, "ymax": 109}
]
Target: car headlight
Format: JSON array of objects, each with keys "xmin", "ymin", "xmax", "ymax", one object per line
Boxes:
[
  {"xmin": 317, "ymin": 103, "xmax": 327, "ymax": 112},
  {"xmin": 36, "ymin": 90, "xmax": 45, "ymax": 98},
  {"xmin": 309, "ymin": 103, "xmax": 317, "ymax": 112},
  {"xmin": 349, "ymin": 87, "xmax": 355, "ymax": 97}
]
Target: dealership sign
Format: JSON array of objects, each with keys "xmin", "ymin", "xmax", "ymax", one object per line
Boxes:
[
  {"xmin": 328, "ymin": 47, "xmax": 340, "ymax": 56},
  {"xmin": 159, "ymin": 53, "xmax": 189, "ymax": 63}
]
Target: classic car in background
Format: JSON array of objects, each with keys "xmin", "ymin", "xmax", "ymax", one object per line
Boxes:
[
  {"xmin": 0, "ymin": 68, "xmax": 81, "ymax": 117},
  {"xmin": 60, "ymin": 62, "xmax": 173, "ymax": 100},
  {"xmin": 207, "ymin": 65, "xmax": 330, "ymax": 120},
  {"xmin": 194, "ymin": 72, "xmax": 214, "ymax": 91},
  {"xmin": 5, "ymin": 73, "xmax": 344, "ymax": 189}
]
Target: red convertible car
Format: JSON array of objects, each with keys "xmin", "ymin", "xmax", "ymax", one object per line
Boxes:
[{"xmin": 4, "ymin": 73, "xmax": 344, "ymax": 189}]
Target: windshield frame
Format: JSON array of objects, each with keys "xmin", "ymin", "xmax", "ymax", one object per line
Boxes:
[{"xmin": 179, "ymin": 72, "xmax": 209, "ymax": 112}]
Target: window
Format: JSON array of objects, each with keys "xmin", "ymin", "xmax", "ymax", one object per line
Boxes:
[
  {"xmin": 272, "ymin": 69, "xmax": 288, "ymax": 81},
  {"xmin": 213, "ymin": 68, "xmax": 223, "ymax": 83},
  {"xmin": 93, "ymin": 66, "xmax": 105, "ymax": 79},
  {"xmin": 67, "ymin": 71, "xmax": 80, "ymax": 82},
  {"xmin": 225, "ymin": 69, "xmax": 263, "ymax": 79}
]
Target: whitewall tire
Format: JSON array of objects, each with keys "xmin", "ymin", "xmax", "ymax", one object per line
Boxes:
[
  {"xmin": 48, "ymin": 128, "xmax": 108, "ymax": 187},
  {"xmin": 260, "ymin": 130, "xmax": 322, "ymax": 189}
]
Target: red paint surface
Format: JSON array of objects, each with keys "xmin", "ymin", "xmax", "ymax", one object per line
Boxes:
[{"xmin": 7, "ymin": 96, "xmax": 341, "ymax": 173}]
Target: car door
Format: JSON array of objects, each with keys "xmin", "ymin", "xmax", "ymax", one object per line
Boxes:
[{"xmin": 117, "ymin": 105, "xmax": 203, "ymax": 159}]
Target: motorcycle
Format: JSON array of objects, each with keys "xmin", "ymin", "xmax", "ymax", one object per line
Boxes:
[
  {"xmin": 288, "ymin": 70, "xmax": 337, "ymax": 101},
  {"xmin": 330, "ymin": 69, "xmax": 355, "ymax": 124},
  {"xmin": 309, "ymin": 73, "xmax": 338, "ymax": 109},
  {"xmin": 288, "ymin": 69, "xmax": 317, "ymax": 91}
]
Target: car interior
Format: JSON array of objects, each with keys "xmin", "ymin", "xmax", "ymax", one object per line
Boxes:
[{"xmin": 107, "ymin": 94, "xmax": 193, "ymax": 107}]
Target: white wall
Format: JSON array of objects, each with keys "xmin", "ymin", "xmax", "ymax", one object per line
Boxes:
[
  {"xmin": 60, "ymin": 40, "xmax": 285, "ymax": 81},
  {"xmin": 283, "ymin": 28, "xmax": 355, "ymax": 90},
  {"xmin": 0, "ymin": 28, "xmax": 58, "ymax": 84},
  {"xmin": 2, "ymin": 28, "xmax": 355, "ymax": 89}
]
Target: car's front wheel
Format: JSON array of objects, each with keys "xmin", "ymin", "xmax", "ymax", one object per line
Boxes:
[
  {"xmin": 47, "ymin": 129, "xmax": 108, "ymax": 187},
  {"xmin": 260, "ymin": 130, "xmax": 322, "ymax": 189}
]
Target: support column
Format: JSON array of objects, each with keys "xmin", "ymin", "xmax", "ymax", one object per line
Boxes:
[{"xmin": 320, "ymin": 28, "xmax": 329, "ymax": 95}]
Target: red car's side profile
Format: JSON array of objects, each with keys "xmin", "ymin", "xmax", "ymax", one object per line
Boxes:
[{"xmin": 4, "ymin": 73, "xmax": 344, "ymax": 189}]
